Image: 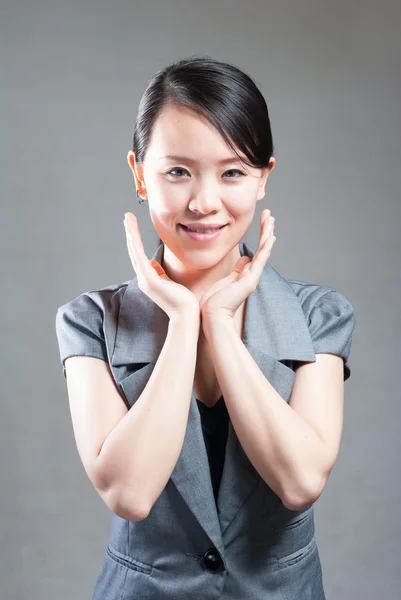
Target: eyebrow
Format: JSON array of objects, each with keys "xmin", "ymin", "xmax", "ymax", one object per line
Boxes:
[{"xmin": 160, "ymin": 154, "xmax": 244, "ymax": 165}]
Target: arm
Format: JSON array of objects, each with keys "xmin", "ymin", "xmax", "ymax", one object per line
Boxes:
[
  {"xmin": 203, "ymin": 316, "xmax": 343, "ymax": 511},
  {"xmin": 97, "ymin": 311, "xmax": 200, "ymax": 519},
  {"xmin": 67, "ymin": 310, "xmax": 200, "ymax": 521}
]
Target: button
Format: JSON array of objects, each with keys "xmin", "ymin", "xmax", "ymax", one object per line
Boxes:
[{"xmin": 202, "ymin": 548, "xmax": 225, "ymax": 572}]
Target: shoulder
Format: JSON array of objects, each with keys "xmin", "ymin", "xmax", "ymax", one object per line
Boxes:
[
  {"xmin": 286, "ymin": 278, "xmax": 356, "ymax": 381},
  {"xmin": 55, "ymin": 278, "xmax": 133, "ymax": 378},
  {"xmin": 287, "ymin": 278, "xmax": 332, "ymax": 313},
  {"xmin": 287, "ymin": 278, "xmax": 356, "ymax": 328},
  {"xmin": 56, "ymin": 278, "xmax": 131, "ymax": 321}
]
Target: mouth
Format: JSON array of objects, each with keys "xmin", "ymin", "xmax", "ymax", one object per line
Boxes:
[
  {"xmin": 180, "ymin": 224, "xmax": 227, "ymax": 232},
  {"xmin": 179, "ymin": 223, "xmax": 227, "ymax": 241}
]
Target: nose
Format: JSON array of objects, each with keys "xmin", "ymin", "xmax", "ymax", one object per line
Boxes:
[{"xmin": 188, "ymin": 185, "xmax": 222, "ymax": 213}]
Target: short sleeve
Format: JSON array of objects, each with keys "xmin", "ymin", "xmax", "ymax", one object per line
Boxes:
[
  {"xmin": 308, "ymin": 290, "xmax": 356, "ymax": 381},
  {"xmin": 55, "ymin": 294, "xmax": 108, "ymax": 379}
]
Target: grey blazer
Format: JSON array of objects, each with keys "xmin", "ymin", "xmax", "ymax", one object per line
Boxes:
[{"xmin": 55, "ymin": 241, "xmax": 356, "ymax": 600}]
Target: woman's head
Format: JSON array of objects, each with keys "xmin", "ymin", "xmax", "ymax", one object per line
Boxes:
[{"xmin": 127, "ymin": 55, "xmax": 275, "ymax": 282}]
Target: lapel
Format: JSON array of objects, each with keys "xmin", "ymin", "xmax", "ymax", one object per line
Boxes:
[{"xmin": 110, "ymin": 241, "xmax": 316, "ymax": 556}]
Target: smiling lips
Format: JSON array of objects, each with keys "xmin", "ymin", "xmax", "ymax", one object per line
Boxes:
[
  {"xmin": 181, "ymin": 223, "xmax": 227, "ymax": 231},
  {"xmin": 179, "ymin": 224, "xmax": 227, "ymax": 242}
]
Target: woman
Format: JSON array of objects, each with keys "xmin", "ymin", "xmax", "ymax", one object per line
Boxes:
[{"xmin": 55, "ymin": 55, "xmax": 356, "ymax": 600}]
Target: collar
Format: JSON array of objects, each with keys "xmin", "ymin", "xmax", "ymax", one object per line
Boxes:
[{"xmin": 111, "ymin": 240, "xmax": 316, "ymax": 367}]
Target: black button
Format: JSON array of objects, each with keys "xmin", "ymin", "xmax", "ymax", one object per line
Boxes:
[{"xmin": 202, "ymin": 548, "xmax": 224, "ymax": 572}]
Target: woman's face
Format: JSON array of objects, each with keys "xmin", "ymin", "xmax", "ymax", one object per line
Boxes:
[{"xmin": 127, "ymin": 103, "xmax": 275, "ymax": 288}]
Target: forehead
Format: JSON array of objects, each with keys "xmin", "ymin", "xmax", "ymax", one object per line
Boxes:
[{"xmin": 147, "ymin": 104, "xmax": 246, "ymax": 163}]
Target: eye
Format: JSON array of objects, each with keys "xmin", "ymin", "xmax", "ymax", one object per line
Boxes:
[
  {"xmin": 224, "ymin": 169, "xmax": 245, "ymax": 178},
  {"xmin": 165, "ymin": 168, "xmax": 245, "ymax": 178},
  {"xmin": 166, "ymin": 167, "xmax": 190, "ymax": 177}
]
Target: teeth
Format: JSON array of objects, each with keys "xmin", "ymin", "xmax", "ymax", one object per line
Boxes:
[{"xmin": 185, "ymin": 226, "xmax": 222, "ymax": 233}]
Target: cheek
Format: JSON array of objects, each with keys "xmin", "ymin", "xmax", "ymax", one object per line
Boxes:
[
  {"xmin": 148, "ymin": 207, "xmax": 178, "ymax": 236},
  {"xmin": 150, "ymin": 185, "xmax": 184, "ymax": 213},
  {"xmin": 147, "ymin": 179, "xmax": 256, "ymax": 226},
  {"xmin": 231, "ymin": 199, "xmax": 255, "ymax": 222}
]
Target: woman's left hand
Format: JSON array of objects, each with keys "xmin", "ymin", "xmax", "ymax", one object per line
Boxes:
[{"xmin": 199, "ymin": 209, "xmax": 276, "ymax": 323}]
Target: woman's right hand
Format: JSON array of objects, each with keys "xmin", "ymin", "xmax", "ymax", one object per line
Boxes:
[{"xmin": 123, "ymin": 212, "xmax": 199, "ymax": 320}]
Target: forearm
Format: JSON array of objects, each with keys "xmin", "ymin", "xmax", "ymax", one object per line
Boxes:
[
  {"xmin": 96, "ymin": 311, "xmax": 200, "ymax": 520},
  {"xmin": 204, "ymin": 316, "xmax": 327, "ymax": 510}
]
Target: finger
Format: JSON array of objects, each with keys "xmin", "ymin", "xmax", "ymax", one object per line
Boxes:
[
  {"xmin": 150, "ymin": 259, "xmax": 170, "ymax": 279},
  {"xmin": 124, "ymin": 213, "xmax": 144, "ymax": 253},
  {"xmin": 263, "ymin": 233, "xmax": 276, "ymax": 260},
  {"xmin": 262, "ymin": 216, "xmax": 275, "ymax": 243},
  {"xmin": 124, "ymin": 215, "xmax": 152, "ymax": 279},
  {"xmin": 262, "ymin": 218, "xmax": 276, "ymax": 250},
  {"xmin": 253, "ymin": 214, "xmax": 274, "ymax": 264},
  {"xmin": 258, "ymin": 210, "xmax": 270, "ymax": 244},
  {"xmin": 259, "ymin": 218, "xmax": 275, "ymax": 251},
  {"xmin": 124, "ymin": 214, "xmax": 147, "ymax": 265},
  {"xmin": 249, "ymin": 222, "xmax": 275, "ymax": 277},
  {"xmin": 123, "ymin": 219, "xmax": 138, "ymax": 272},
  {"xmin": 230, "ymin": 256, "xmax": 250, "ymax": 273},
  {"xmin": 261, "ymin": 208, "xmax": 271, "ymax": 226},
  {"xmin": 232, "ymin": 256, "xmax": 251, "ymax": 277}
]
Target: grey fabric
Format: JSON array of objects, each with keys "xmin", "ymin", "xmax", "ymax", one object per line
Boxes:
[{"xmin": 55, "ymin": 241, "xmax": 356, "ymax": 600}]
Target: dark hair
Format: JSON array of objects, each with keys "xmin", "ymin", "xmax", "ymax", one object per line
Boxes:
[{"xmin": 132, "ymin": 54, "xmax": 275, "ymax": 248}]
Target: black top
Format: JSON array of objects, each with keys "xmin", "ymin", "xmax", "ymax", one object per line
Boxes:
[{"xmin": 196, "ymin": 395, "xmax": 230, "ymax": 501}]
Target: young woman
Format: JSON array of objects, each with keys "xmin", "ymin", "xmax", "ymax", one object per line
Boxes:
[{"xmin": 56, "ymin": 55, "xmax": 355, "ymax": 600}]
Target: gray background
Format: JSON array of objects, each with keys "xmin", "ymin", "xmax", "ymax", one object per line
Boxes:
[{"xmin": 2, "ymin": 0, "xmax": 400, "ymax": 598}]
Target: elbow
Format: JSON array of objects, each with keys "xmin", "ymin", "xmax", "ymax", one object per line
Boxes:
[
  {"xmin": 105, "ymin": 484, "xmax": 151, "ymax": 521},
  {"xmin": 282, "ymin": 492, "xmax": 319, "ymax": 512},
  {"xmin": 282, "ymin": 475, "xmax": 325, "ymax": 512},
  {"xmin": 90, "ymin": 468, "xmax": 150, "ymax": 521},
  {"xmin": 88, "ymin": 458, "xmax": 150, "ymax": 522}
]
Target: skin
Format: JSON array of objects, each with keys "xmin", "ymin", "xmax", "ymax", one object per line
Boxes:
[
  {"xmin": 122, "ymin": 103, "xmax": 345, "ymax": 510},
  {"xmin": 126, "ymin": 103, "xmax": 276, "ymax": 309}
]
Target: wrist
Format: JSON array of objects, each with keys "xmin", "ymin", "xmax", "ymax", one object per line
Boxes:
[
  {"xmin": 202, "ymin": 312, "xmax": 234, "ymax": 338},
  {"xmin": 169, "ymin": 309, "xmax": 200, "ymax": 329}
]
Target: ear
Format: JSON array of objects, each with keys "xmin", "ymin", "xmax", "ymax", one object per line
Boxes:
[
  {"xmin": 256, "ymin": 157, "xmax": 275, "ymax": 201},
  {"xmin": 127, "ymin": 150, "xmax": 147, "ymax": 199}
]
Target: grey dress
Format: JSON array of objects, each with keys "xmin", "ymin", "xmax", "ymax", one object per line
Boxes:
[{"xmin": 55, "ymin": 241, "xmax": 356, "ymax": 600}]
